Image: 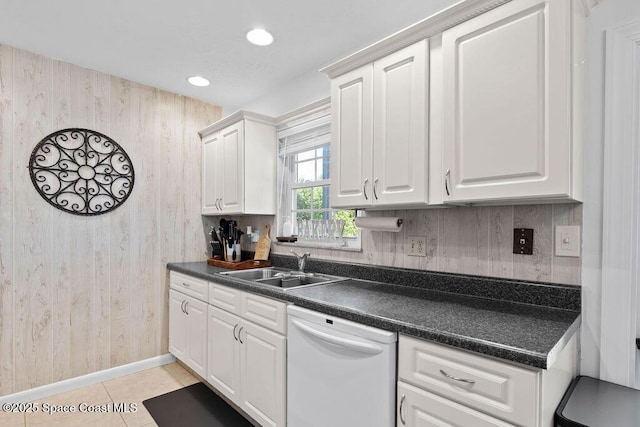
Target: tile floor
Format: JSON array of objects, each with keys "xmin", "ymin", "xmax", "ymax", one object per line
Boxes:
[{"xmin": 0, "ymin": 362, "xmax": 200, "ymax": 427}]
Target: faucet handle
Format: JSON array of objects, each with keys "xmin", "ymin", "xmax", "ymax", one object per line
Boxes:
[{"xmin": 291, "ymin": 250, "xmax": 311, "ymax": 259}]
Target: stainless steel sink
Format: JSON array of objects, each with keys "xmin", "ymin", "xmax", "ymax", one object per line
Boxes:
[
  {"xmin": 219, "ymin": 267, "xmax": 291, "ymax": 281},
  {"xmin": 220, "ymin": 267, "xmax": 345, "ymax": 290}
]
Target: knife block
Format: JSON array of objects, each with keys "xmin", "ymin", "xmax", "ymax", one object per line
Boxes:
[
  {"xmin": 225, "ymin": 243, "xmax": 241, "ymax": 262},
  {"xmin": 211, "ymin": 241, "xmax": 225, "ymax": 259}
]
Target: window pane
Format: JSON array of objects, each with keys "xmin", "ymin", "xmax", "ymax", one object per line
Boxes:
[
  {"xmin": 336, "ymin": 210, "xmax": 358, "ymax": 238},
  {"xmin": 297, "ymin": 160, "xmax": 316, "ymax": 182},
  {"xmin": 320, "ymin": 186, "xmax": 330, "ymax": 209},
  {"xmin": 316, "ymin": 158, "xmax": 330, "ymax": 180},
  {"xmin": 295, "ymin": 188, "xmax": 312, "ymax": 210},
  {"xmin": 297, "ymin": 149, "xmax": 315, "ymax": 161},
  {"xmin": 296, "ymin": 211, "xmax": 310, "ymax": 221}
]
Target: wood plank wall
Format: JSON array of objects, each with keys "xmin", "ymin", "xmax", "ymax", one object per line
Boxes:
[
  {"xmin": 0, "ymin": 45, "xmax": 221, "ymax": 395},
  {"xmin": 233, "ymin": 203, "xmax": 582, "ymax": 286}
]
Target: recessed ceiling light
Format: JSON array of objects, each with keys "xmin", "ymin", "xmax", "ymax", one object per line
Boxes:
[
  {"xmin": 187, "ymin": 75, "xmax": 210, "ymax": 87},
  {"xmin": 246, "ymin": 28, "xmax": 274, "ymax": 46}
]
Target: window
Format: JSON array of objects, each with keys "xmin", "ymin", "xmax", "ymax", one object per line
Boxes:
[{"xmin": 277, "ymin": 112, "xmax": 359, "ymax": 249}]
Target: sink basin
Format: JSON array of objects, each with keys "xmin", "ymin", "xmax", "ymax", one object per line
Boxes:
[
  {"xmin": 220, "ymin": 267, "xmax": 345, "ymax": 290},
  {"xmin": 256, "ymin": 275, "xmax": 331, "ymax": 289},
  {"xmin": 219, "ymin": 267, "xmax": 291, "ymax": 281}
]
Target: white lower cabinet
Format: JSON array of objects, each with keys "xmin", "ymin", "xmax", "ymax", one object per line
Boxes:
[
  {"xmin": 398, "ymin": 381, "xmax": 514, "ymax": 427},
  {"xmin": 207, "ymin": 305, "xmax": 241, "ymax": 403},
  {"xmin": 240, "ymin": 319, "xmax": 286, "ymax": 427},
  {"xmin": 207, "ymin": 286, "xmax": 287, "ymax": 427},
  {"xmin": 397, "ymin": 334, "xmax": 576, "ymax": 427},
  {"xmin": 169, "ymin": 289, "xmax": 207, "ymax": 377}
]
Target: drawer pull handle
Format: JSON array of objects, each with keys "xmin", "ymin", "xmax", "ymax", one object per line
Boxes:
[
  {"xmin": 238, "ymin": 327, "xmax": 244, "ymax": 344},
  {"xmin": 233, "ymin": 324, "xmax": 239, "ymax": 341},
  {"xmin": 182, "ymin": 282, "xmax": 191, "ymax": 287},
  {"xmin": 181, "ymin": 300, "xmax": 186, "ymax": 313},
  {"xmin": 399, "ymin": 393, "xmax": 406, "ymax": 425},
  {"xmin": 184, "ymin": 301, "xmax": 189, "ymax": 315},
  {"xmin": 439, "ymin": 369, "xmax": 475, "ymax": 384}
]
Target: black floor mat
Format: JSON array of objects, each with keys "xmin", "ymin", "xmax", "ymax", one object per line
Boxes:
[{"xmin": 143, "ymin": 382, "xmax": 254, "ymax": 427}]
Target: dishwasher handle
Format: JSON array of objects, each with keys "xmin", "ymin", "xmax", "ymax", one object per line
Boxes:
[{"xmin": 291, "ymin": 319, "xmax": 383, "ymax": 355}]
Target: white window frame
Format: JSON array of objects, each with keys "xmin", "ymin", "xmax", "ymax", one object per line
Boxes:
[{"xmin": 276, "ymin": 99, "xmax": 361, "ymax": 250}]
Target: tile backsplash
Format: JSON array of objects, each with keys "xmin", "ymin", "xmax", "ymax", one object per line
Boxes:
[{"xmin": 207, "ymin": 203, "xmax": 582, "ymax": 286}]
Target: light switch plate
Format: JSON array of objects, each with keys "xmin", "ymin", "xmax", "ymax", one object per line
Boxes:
[{"xmin": 555, "ymin": 225, "xmax": 581, "ymax": 257}]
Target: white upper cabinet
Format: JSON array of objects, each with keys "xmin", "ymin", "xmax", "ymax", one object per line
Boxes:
[
  {"xmin": 373, "ymin": 41, "xmax": 428, "ymax": 206},
  {"xmin": 322, "ymin": 0, "xmax": 588, "ymax": 207},
  {"xmin": 330, "ymin": 40, "xmax": 429, "ymax": 209},
  {"xmin": 441, "ymin": 0, "xmax": 583, "ymax": 203},
  {"xmin": 330, "ymin": 65, "xmax": 373, "ymax": 208},
  {"xmin": 202, "ymin": 131, "xmax": 222, "ymax": 214},
  {"xmin": 219, "ymin": 121, "xmax": 244, "ymax": 212},
  {"xmin": 200, "ymin": 111, "xmax": 277, "ymax": 215}
]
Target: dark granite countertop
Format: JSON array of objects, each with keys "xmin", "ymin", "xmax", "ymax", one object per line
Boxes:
[{"xmin": 167, "ymin": 261, "xmax": 580, "ymax": 369}]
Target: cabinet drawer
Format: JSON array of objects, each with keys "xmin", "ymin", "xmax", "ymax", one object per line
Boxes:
[
  {"xmin": 209, "ymin": 282, "xmax": 241, "ymax": 314},
  {"xmin": 398, "ymin": 335, "xmax": 538, "ymax": 427},
  {"xmin": 240, "ymin": 292, "xmax": 286, "ymax": 334},
  {"xmin": 169, "ymin": 271, "xmax": 208, "ymax": 302},
  {"xmin": 398, "ymin": 381, "xmax": 515, "ymax": 427}
]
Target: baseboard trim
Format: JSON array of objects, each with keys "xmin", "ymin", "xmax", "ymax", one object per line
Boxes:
[{"xmin": 0, "ymin": 353, "xmax": 176, "ymax": 404}]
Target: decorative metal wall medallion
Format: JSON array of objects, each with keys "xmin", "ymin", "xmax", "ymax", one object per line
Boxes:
[{"xmin": 29, "ymin": 128, "xmax": 135, "ymax": 215}]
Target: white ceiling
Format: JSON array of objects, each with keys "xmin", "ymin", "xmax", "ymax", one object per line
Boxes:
[{"xmin": 0, "ymin": 0, "xmax": 459, "ymax": 111}]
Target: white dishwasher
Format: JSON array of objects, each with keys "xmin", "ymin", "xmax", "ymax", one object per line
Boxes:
[{"xmin": 287, "ymin": 305, "xmax": 397, "ymax": 427}]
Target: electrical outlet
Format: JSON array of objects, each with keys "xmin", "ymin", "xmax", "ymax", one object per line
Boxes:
[{"xmin": 408, "ymin": 236, "xmax": 427, "ymax": 257}]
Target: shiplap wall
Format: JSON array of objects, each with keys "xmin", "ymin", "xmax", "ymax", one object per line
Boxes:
[
  {"xmin": 0, "ymin": 44, "xmax": 221, "ymax": 395},
  {"xmin": 233, "ymin": 203, "xmax": 582, "ymax": 285}
]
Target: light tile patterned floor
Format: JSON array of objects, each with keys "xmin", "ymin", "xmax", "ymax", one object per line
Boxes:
[{"xmin": 2, "ymin": 363, "xmax": 199, "ymax": 427}]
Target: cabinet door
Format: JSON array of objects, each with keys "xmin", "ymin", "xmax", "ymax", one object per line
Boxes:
[
  {"xmin": 168, "ymin": 290, "xmax": 188, "ymax": 361},
  {"xmin": 398, "ymin": 335, "xmax": 538, "ymax": 426},
  {"xmin": 202, "ymin": 132, "xmax": 221, "ymax": 214},
  {"xmin": 207, "ymin": 306, "xmax": 241, "ymax": 405},
  {"xmin": 240, "ymin": 320, "xmax": 286, "ymax": 427},
  {"xmin": 398, "ymin": 382, "xmax": 515, "ymax": 427},
  {"xmin": 373, "ymin": 40, "xmax": 428, "ymax": 206},
  {"xmin": 184, "ymin": 296, "xmax": 207, "ymax": 377},
  {"xmin": 330, "ymin": 65, "xmax": 374, "ymax": 208},
  {"xmin": 240, "ymin": 292, "xmax": 287, "ymax": 335},
  {"xmin": 220, "ymin": 121, "xmax": 244, "ymax": 213},
  {"xmin": 442, "ymin": 0, "xmax": 571, "ymax": 202}
]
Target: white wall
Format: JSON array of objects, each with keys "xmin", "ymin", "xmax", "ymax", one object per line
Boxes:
[{"xmin": 581, "ymin": 0, "xmax": 640, "ymax": 378}]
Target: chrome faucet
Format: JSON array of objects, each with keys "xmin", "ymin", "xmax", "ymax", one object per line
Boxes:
[{"xmin": 292, "ymin": 251, "xmax": 311, "ymax": 273}]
